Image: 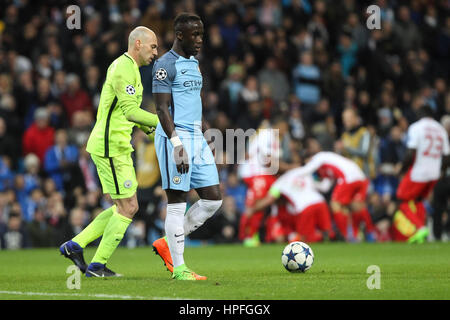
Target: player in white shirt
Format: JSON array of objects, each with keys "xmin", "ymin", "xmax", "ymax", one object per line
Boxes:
[
  {"xmin": 238, "ymin": 117, "xmax": 298, "ymax": 246},
  {"xmin": 247, "ymin": 167, "xmax": 335, "ymax": 243},
  {"xmin": 297, "ymin": 139, "xmax": 376, "ymax": 241},
  {"xmin": 394, "ymin": 106, "xmax": 450, "ymax": 243}
]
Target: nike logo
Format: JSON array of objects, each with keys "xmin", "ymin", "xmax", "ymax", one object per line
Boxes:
[
  {"xmin": 181, "ymin": 70, "xmax": 187, "ymax": 74},
  {"xmin": 64, "ymin": 246, "xmax": 70, "ymax": 256},
  {"xmin": 174, "ymin": 233, "xmax": 184, "ymax": 237},
  {"xmin": 88, "ymin": 271, "xmax": 104, "ymax": 278}
]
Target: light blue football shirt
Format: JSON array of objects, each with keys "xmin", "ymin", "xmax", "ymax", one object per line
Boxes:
[{"xmin": 152, "ymin": 49, "xmax": 203, "ymax": 137}]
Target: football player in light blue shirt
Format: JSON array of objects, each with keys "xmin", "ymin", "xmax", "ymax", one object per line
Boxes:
[{"xmin": 151, "ymin": 13, "xmax": 222, "ymax": 281}]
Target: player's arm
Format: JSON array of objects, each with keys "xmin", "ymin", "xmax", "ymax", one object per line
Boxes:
[
  {"xmin": 314, "ymin": 177, "xmax": 333, "ymax": 193},
  {"xmin": 399, "ymin": 148, "xmax": 416, "ymax": 175},
  {"xmin": 152, "ymin": 61, "xmax": 189, "ymax": 174},
  {"xmin": 400, "ymin": 126, "xmax": 418, "ymax": 175},
  {"xmin": 247, "ymin": 186, "xmax": 280, "ymax": 216},
  {"xmin": 112, "ymin": 64, "xmax": 159, "ymax": 128}
]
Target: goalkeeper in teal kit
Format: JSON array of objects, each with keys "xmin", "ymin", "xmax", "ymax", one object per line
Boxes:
[{"xmin": 59, "ymin": 27, "xmax": 159, "ymax": 277}]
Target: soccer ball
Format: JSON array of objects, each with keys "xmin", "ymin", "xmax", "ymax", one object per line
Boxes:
[{"xmin": 281, "ymin": 241, "xmax": 314, "ymax": 272}]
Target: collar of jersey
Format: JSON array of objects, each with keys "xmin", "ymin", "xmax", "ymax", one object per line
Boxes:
[
  {"xmin": 123, "ymin": 52, "xmax": 139, "ymax": 67},
  {"xmin": 169, "ymin": 49, "xmax": 196, "ymax": 61}
]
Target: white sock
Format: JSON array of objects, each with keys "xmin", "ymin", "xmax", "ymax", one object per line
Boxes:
[
  {"xmin": 165, "ymin": 202, "xmax": 187, "ymax": 268},
  {"xmin": 184, "ymin": 199, "xmax": 223, "ymax": 236}
]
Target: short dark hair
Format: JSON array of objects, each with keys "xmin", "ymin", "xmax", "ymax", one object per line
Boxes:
[
  {"xmin": 417, "ymin": 105, "xmax": 434, "ymax": 119},
  {"xmin": 174, "ymin": 12, "xmax": 202, "ymax": 32}
]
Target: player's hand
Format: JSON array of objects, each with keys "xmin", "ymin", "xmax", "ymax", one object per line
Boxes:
[
  {"xmin": 174, "ymin": 145, "xmax": 189, "ymax": 174},
  {"xmin": 146, "ymin": 127, "xmax": 156, "ymax": 142}
]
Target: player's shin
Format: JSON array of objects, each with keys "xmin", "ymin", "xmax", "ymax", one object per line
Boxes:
[
  {"xmin": 184, "ymin": 199, "xmax": 223, "ymax": 235},
  {"xmin": 165, "ymin": 202, "xmax": 187, "ymax": 268},
  {"xmin": 72, "ymin": 205, "xmax": 115, "ymax": 248},
  {"xmin": 91, "ymin": 207, "xmax": 132, "ymax": 264}
]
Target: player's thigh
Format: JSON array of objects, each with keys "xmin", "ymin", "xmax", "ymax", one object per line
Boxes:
[
  {"xmin": 331, "ymin": 182, "xmax": 353, "ymax": 207},
  {"xmin": 396, "ymin": 172, "xmax": 426, "ymax": 200},
  {"xmin": 190, "ymin": 138, "xmax": 220, "ymax": 193},
  {"xmin": 195, "ymin": 184, "xmax": 222, "ymax": 201},
  {"xmin": 91, "ymin": 153, "xmax": 137, "ymax": 200},
  {"xmin": 296, "ymin": 208, "xmax": 315, "ymax": 234},
  {"xmin": 155, "ymin": 133, "xmax": 191, "ymax": 192}
]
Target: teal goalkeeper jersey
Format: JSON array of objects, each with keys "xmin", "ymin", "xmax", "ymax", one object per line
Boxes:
[{"xmin": 87, "ymin": 53, "xmax": 145, "ymax": 157}]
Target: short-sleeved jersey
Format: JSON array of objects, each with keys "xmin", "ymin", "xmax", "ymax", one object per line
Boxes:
[
  {"xmin": 86, "ymin": 53, "xmax": 143, "ymax": 157},
  {"xmin": 406, "ymin": 117, "xmax": 450, "ymax": 182},
  {"xmin": 294, "ymin": 152, "xmax": 366, "ymax": 184},
  {"xmin": 152, "ymin": 49, "xmax": 203, "ymax": 136},
  {"xmin": 269, "ymin": 170, "xmax": 325, "ymax": 214}
]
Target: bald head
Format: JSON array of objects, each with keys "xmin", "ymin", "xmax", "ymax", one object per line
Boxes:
[
  {"xmin": 128, "ymin": 26, "xmax": 155, "ymax": 49},
  {"xmin": 127, "ymin": 26, "xmax": 158, "ymax": 67}
]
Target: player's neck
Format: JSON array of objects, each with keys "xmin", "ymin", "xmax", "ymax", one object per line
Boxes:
[
  {"xmin": 126, "ymin": 50, "xmax": 141, "ymax": 67},
  {"xmin": 171, "ymin": 43, "xmax": 189, "ymax": 59}
]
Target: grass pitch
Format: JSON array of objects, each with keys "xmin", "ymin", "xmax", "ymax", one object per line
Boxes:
[{"xmin": 0, "ymin": 242, "xmax": 449, "ymax": 300}]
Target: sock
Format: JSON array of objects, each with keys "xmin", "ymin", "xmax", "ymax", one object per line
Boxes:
[
  {"xmin": 333, "ymin": 211, "xmax": 349, "ymax": 239},
  {"xmin": 72, "ymin": 206, "xmax": 115, "ymax": 248},
  {"xmin": 91, "ymin": 207, "xmax": 132, "ymax": 264},
  {"xmin": 165, "ymin": 202, "xmax": 187, "ymax": 268},
  {"xmin": 184, "ymin": 199, "xmax": 222, "ymax": 236}
]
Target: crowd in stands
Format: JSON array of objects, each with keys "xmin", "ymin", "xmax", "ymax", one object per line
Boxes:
[{"xmin": 0, "ymin": 0, "xmax": 449, "ymax": 249}]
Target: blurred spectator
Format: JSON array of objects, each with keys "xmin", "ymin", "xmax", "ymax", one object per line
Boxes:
[
  {"xmin": 393, "ymin": 6, "xmax": 422, "ymax": 53},
  {"xmin": 258, "ymin": 56, "xmax": 290, "ymax": 104},
  {"xmin": 225, "ymin": 172, "xmax": 246, "ymax": 214},
  {"xmin": 292, "ymin": 51, "xmax": 321, "ymax": 107},
  {"xmin": 22, "ymin": 108, "xmax": 55, "ymax": 164},
  {"xmin": 0, "ymin": 157, "xmax": 15, "ymax": 192},
  {"xmin": 219, "ymin": 63, "xmax": 244, "ymax": 121},
  {"xmin": 0, "ymin": 212, "xmax": 30, "ymax": 249},
  {"xmin": 23, "ymin": 153, "xmax": 41, "ymax": 195},
  {"xmin": 337, "ymin": 108, "xmax": 376, "ymax": 179},
  {"xmin": 27, "ymin": 207, "xmax": 54, "ymax": 248},
  {"xmin": 60, "ymin": 73, "xmax": 93, "ymax": 125},
  {"xmin": 78, "ymin": 144, "xmax": 100, "ymax": 193},
  {"xmin": 44, "ymin": 129, "xmax": 80, "ymax": 192},
  {"xmin": 337, "ymin": 31, "xmax": 358, "ymax": 78}
]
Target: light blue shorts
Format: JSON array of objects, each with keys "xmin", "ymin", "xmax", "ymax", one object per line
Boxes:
[{"xmin": 155, "ymin": 128, "xmax": 219, "ymax": 191}]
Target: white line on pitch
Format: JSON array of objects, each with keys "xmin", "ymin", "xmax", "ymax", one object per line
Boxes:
[{"xmin": 0, "ymin": 290, "xmax": 194, "ymax": 300}]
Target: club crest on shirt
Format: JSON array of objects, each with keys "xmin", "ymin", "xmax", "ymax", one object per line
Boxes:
[
  {"xmin": 172, "ymin": 176, "xmax": 181, "ymax": 184},
  {"xmin": 125, "ymin": 85, "xmax": 135, "ymax": 95},
  {"xmin": 124, "ymin": 180, "xmax": 132, "ymax": 188},
  {"xmin": 155, "ymin": 68, "xmax": 167, "ymax": 81}
]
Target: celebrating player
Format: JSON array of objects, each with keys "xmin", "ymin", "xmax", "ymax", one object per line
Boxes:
[
  {"xmin": 247, "ymin": 166, "xmax": 335, "ymax": 243},
  {"xmin": 151, "ymin": 13, "xmax": 222, "ymax": 281},
  {"xmin": 238, "ymin": 117, "xmax": 297, "ymax": 246},
  {"xmin": 300, "ymin": 139, "xmax": 376, "ymax": 241},
  {"xmin": 393, "ymin": 105, "xmax": 450, "ymax": 243},
  {"xmin": 59, "ymin": 27, "xmax": 159, "ymax": 277}
]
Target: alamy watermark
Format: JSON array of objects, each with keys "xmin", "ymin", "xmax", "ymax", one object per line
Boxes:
[
  {"xmin": 366, "ymin": 265, "xmax": 381, "ymax": 290},
  {"xmin": 171, "ymin": 123, "xmax": 281, "ymax": 175},
  {"xmin": 366, "ymin": 5, "xmax": 381, "ymax": 30},
  {"xmin": 66, "ymin": 5, "xmax": 81, "ymax": 30},
  {"xmin": 66, "ymin": 265, "xmax": 81, "ymax": 289}
]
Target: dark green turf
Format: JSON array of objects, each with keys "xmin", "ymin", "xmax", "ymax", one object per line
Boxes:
[{"xmin": 0, "ymin": 242, "xmax": 449, "ymax": 300}]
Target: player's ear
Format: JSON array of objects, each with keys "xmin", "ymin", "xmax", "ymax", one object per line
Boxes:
[{"xmin": 175, "ymin": 30, "xmax": 183, "ymax": 41}]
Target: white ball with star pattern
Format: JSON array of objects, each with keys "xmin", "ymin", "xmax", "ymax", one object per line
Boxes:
[{"xmin": 281, "ymin": 241, "xmax": 314, "ymax": 272}]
